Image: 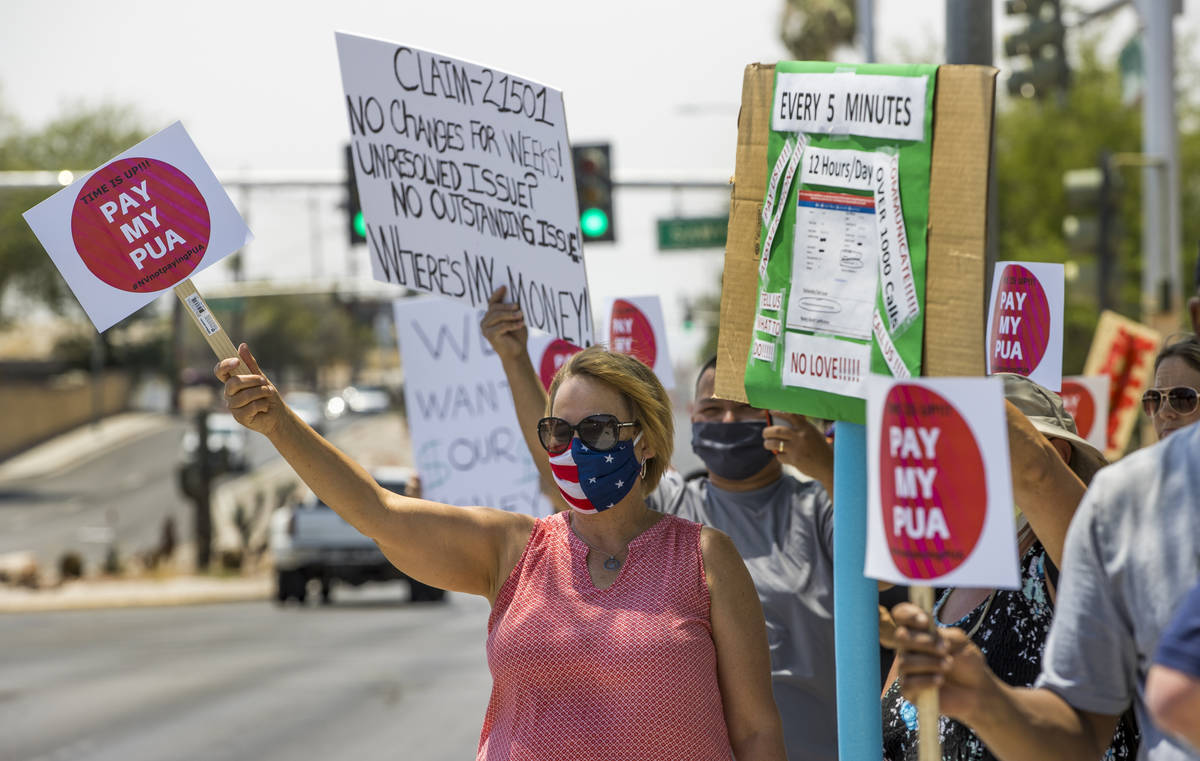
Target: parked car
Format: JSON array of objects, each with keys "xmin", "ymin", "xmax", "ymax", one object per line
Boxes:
[
  {"xmin": 284, "ymin": 391, "xmax": 326, "ymax": 435},
  {"xmin": 341, "ymin": 385, "xmax": 392, "ymax": 415},
  {"xmin": 179, "ymin": 412, "xmax": 249, "ymax": 473},
  {"xmin": 268, "ymin": 467, "xmax": 445, "ymax": 604}
]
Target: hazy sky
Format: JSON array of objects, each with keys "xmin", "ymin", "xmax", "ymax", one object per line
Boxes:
[
  {"xmin": 0, "ymin": 0, "xmax": 951, "ymax": 175},
  {"xmin": 2, "ymin": 0, "xmax": 1191, "ymax": 363}
]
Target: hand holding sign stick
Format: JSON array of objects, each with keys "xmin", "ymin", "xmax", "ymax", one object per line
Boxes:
[
  {"xmin": 22, "ymin": 122, "xmax": 254, "ymax": 375},
  {"xmin": 908, "ymin": 584, "xmax": 941, "ymax": 761}
]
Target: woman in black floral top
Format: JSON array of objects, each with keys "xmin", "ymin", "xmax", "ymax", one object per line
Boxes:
[
  {"xmin": 880, "ymin": 375, "xmax": 1138, "ymax": 761},
  {"xmin": 881, "ymin": 535, "xmax": 1137, "ymax": 760}
]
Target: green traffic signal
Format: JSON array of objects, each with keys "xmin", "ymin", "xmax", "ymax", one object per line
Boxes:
[
  {"xmin": 580, "ymin": 207, "xmax": 610, "ymax": 238},
  {"xmin": 353, "ymin": 211, "xmax": 367, "ymax": 240}
]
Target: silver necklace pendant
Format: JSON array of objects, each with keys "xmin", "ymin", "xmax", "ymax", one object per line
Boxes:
[{"xmin": 603, "ymin": 555, "xmax": 621, "ymax": 571}]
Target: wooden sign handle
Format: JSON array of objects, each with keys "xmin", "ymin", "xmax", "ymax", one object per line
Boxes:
[
  {"xmin": 910, "ymin": 584, "xmax": 942, "ymax": 761},
  {"xmin": 173, "ymin": 279, "xmax": 250, "ymax": 376}
]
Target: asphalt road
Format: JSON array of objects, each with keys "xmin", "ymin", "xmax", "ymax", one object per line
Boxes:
[
  {"xmin": 0, "ymin": 414, "xmax": 353, "ymax": 576},
  {"xmin": 0, "ymin": 421, "xmax": 192, "ymax": 575},
  {"xmin": 0, "ymin": 588, "xmax": 494, "ymax": 761}
]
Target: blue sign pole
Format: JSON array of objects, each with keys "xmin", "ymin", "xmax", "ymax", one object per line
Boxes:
[{"xmin": 833, "ymin": 421, "xmax": 881, "ymax": 759}]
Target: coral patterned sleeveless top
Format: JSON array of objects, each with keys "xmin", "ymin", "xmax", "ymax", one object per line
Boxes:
[{"xmin": 478, "ymin": 511, "xmax": 733, "ymax": 761}]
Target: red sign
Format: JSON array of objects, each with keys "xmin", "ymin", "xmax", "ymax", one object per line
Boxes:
[
  {"xmin": 879, "ymin": 384, "xmax": 987, "ymax": 580},
  {"xmin": 988, "ymin": 263, "xmax": 1050, "ymax": 376},
  {"xmin": 609, "ymin": 298, "xmax": 657, "ymax": 369},
  {"xmin": 71, "ymin": 157, "xmax": 210, "ymax": 292},
  {"xmin": 1084, "ymin": 315, "xmax": 1160, "ymax": 458},
  {"xmin": 537, "ymin": 339, "xmax": 583, "ymax": 390},
  {"xmin": 1059, "ymin": 379, "xmax": 1097, "ymax": 440}
]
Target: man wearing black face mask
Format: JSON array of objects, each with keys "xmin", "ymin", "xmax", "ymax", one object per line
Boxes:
[
  {"xmin": 660, "ymin": 356, "xmax": 838, "ymax": 761},
  {"xmin": 480, "ymin": 289, "xmax": 840, "ymax": 761}
]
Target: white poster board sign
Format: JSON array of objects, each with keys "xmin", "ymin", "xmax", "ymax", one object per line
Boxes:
[
  {"xmin": 985, "ymin": 261, "xmax": 1065, "ymax": 392},
  {"xmin": 394, "ymin": 297, "xmax": 553, "ymax": 517},
  {"xmin": 601, "ymin": 295, "xmax": 676, "ymax": 389},
  {"xmin": 338, "ymin": 32, "xmax": 593, "ymax": 347},
  {"xmin": 22, "ymin": 121, "xmax": 252, "ymax": 332},
  {"xmin": 865, "ymin": 375, "xmax": 1019, "ymax": 589},
  {"xmin": 1059, "ymin": 375, "xmax": 1111, "ymax": 452}
]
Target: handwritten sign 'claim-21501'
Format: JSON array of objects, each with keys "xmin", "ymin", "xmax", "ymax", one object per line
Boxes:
[{"xmin": 336, "ymin": 32, "xmax": 593, "ymax": 346}]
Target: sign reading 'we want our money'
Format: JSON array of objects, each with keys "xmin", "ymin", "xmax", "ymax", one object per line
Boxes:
[{"xmin": 337, "ymin": 32, "xmax": 593, "ymax": 347}]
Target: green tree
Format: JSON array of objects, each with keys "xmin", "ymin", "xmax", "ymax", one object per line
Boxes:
[
  {"xmin": 779, "ymin": 0, "xmax": 856, "ymax": 61},
  {"xmin": 0, "ymin": 94, "xmax": 149, "ymax": 321},
  {"xmin": 995, "ymin": 39, "xmax": 1200, "ymax": 371},
  {"xmin": 235, "ymin": 294, "xmax": 376, "ymax": 388}
]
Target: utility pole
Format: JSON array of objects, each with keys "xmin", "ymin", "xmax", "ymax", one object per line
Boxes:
[
  {"xmin": 1136, "ymin": 0, "xmax": 1181, "ymax": 329},
  {"xmin": 946, "ymin": 0, "xmax": 998, "ymax": 309},
  {"xmin": 193, "ymin": 410, "xmax": 213, "ymax": 570},
  {"xmin": 858, "ymin": 0, "xmax": 875, "ymax": 62},
  {"xmin": 946, "ymin": 0, "xmax": 994, "ymax": 66}
]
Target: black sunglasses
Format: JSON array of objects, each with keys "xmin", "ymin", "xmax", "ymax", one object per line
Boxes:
[
  {"xmin": 537, "ymin": 414, "xmax": 639, "ymax": 455},
  {"xmin": 1141, "ymin": 386, "xmax": 1200, "ymax": 417}
]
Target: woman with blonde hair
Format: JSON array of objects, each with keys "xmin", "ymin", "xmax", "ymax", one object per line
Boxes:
[{"xmin": 216, "ymin": 341, "xmax": 785, "ymax": 761}]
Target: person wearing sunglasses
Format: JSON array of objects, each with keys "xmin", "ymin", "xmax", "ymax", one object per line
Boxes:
[
  {"xmin": 481, "ymin": 287, "xmax": 838, "ymax": 761},
  {"xmin": 1143, "ymin": 335, "xmax": 1200, "ymax": 440},
  {"xmin": 216, "ymin": 342, "xmax": 786, "ymax": 761}
]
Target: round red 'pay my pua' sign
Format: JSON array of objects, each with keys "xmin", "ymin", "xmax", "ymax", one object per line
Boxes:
[
  {"xmin": 538, "ymin": 339, "xmax": 583, "ymax": 391},
  {"xmin": 879, "ymin": 384, "xmax": 987, "ymax": 580},
  {"xmin": 1058, "ymin": 380, "xmax": 1097, "ymax": 439},
  {"xmin": 71, "ymin": 157, "xmax": 210, "ymax": 292},
  {"xmin": 609, "ymin": 299, "xmax": 657, "ymax": 369},
  {"xmin": 988, "ymin": 263, "xmax": 1050, "ymax": 376}
]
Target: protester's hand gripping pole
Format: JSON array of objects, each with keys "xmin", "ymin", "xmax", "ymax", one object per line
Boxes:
[
  {"xmin": 173, "ymin": 279, "xmax": 249, "ymax": 375},
  {"xmin": 909, "ymin": 584, "xmax": 942, "ymax": 761}
]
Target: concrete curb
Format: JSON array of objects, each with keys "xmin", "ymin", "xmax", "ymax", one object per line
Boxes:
[{"xmin": 0, "ymin": 574, "xmax": 270, "ymax": 613}]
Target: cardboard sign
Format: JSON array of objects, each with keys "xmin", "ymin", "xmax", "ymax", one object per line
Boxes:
[
  {"xmin": 715, "ymin": 64, "xmax": 995, "ymax": 406},
  {"xmin": 743, "ymin": 61, "xmax": 938, "ymax": 424},
  {"xmin": 337, "ymin": 32, "xmax": 593, "ymax": 347},
  {"xmin": 1059, "ymin": 375, "xmax": 1110, "ymax": 451},
  {"xmin": 1082, "ymin": 310, "xmax": 1162, "ymax": 459},
  {"xmin": 865, "ymin": 375, "xmax": 1019, "ymax": 588},
  {"xmin": 393, "ymin": 298, "xmax": 554, "ymax": 517},
  {"xmin": 603, "ymin": 295, "xmax": 675, "ymax": 389},
  {"xmin": 22, "ymin": 122, "xmax": 252, "ymax": 332},
  {"xmin": 985, "ymin": 261, "xmax": 1064, "ymax": 391}
]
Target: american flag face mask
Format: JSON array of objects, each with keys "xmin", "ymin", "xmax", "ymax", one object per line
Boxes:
[{"xmin": 548, "ymin": 433, "xmax": 643, "ymax": 514}]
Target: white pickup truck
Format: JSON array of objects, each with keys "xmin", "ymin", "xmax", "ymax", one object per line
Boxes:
[{"xmin": 268, "ymin": 467, "xmax": 445, "ymax": 604}]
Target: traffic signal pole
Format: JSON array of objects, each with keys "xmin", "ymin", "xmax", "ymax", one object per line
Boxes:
[{"xmin": 1136, "ymin": 0, "xmax": 1181, "ymax": 327}]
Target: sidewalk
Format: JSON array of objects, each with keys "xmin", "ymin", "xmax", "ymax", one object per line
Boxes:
[
  {"xmin": 0, "ymin": 572, "xmax": 270, "ymax": 613},
  {"xmin": 0, "ymin": 411, "xmax": 175, "ymax": 483}
]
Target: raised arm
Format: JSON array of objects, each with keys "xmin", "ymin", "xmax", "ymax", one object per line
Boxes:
[
  {"xmin": 702, "ymin": 527, "xmax": 787, "ymax": 761},
  {"xmin": 479, "ymin": 285, "xmax": 565, "ymax": 511},
  {"xmin": 1004, "ymin": 400, "xmax": 1086, "ymax": 569},
  {"xmin": 216, "ymin": 344, "xmax": 534, "ymax": 602}
]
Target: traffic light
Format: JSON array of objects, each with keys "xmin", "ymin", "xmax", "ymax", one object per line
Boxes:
[
  {"xmin": 572, "ymin": 143, "xmax": 615, "ymax": 243},
  {"xmin": 1004, "ymin": 0, "xmax": 1068, "ymax": 99},
  {"xmin": 1063, "ymin": 154, "xmax": 1118, "ymax": 309},
  {"xmin": 344, "ymin": 144, "xmax": 367, "ymax": 245}
]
